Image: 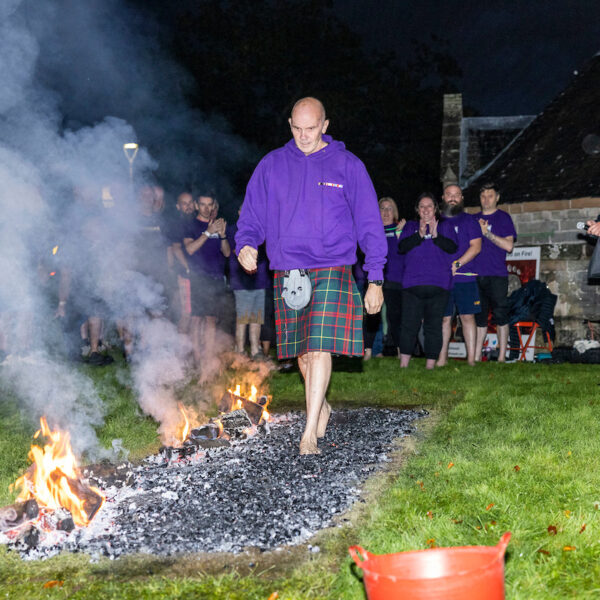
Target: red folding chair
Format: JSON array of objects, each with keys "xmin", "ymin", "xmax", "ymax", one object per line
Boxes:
[{"xmin": 511, "ymin": 321, "xmax": 553, "ymax": 361}]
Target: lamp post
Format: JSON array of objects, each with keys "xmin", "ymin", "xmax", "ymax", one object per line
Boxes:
[{"xmin": 123, "ymin": 142, "xmax": 139, "ymax": 183}]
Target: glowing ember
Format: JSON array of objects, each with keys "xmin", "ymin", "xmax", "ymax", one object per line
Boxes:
[
  {"xmin": 51, "ymin": 245, "xmax": 58, "ymax": 255},
  {"xmin": 11, "ymin": 418, "xmax": 104, "ymax": 527}
]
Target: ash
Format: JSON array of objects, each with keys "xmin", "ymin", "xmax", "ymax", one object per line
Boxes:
[{"xmin": 5, "ymin": 408, "xmax": 426, "ymax": 559}]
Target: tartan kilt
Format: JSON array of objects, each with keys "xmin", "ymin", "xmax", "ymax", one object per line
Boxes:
[{"xmin": 274, "ymin": 265, "xmax": 364, "ymax": 359}]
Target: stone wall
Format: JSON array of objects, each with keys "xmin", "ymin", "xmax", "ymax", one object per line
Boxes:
[{"xmin": 472, "ymin": 198, "xmax": 600, "ymax": 345}]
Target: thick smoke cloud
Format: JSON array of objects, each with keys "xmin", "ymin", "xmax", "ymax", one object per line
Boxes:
[{"xmin": 0, "ymin": 0, "xmax": 251, "ymax": 456}]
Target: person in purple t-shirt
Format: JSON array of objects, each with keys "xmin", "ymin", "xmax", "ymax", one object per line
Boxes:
[
  {"xmin": 436, "ymin": 184, "xmax": 482, "ymax": 367},
  {"xmin": 380, "ymin": 197, "xmax": 406, "ymax": 359},
  {"xmin": 183, "ymin": 193, "xmax": 231, "ymax": 382},
  {"xmin": 398, "ymin": 193, "xmax": 457, "ymax": 369},
  {"xmin": 471, "ymin": 182, "xmax": 516, "ymax": 363},
  {"xmin": 236, "ymin": 97, "xmax": 386, "ymax": 455},
  {"xmin": 228, "ymin": 207, "xmax": 270, "ymax": 358}
]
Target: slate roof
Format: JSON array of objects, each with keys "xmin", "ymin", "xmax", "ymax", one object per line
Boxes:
[{"xmin": 463, "ymin": 53, "xmax": 600, "ymax": 206}]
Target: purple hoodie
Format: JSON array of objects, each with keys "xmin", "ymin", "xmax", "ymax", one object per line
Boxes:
[{"xmin": 235, "ymin": 135, "xmax": 387, "ymax": 280}]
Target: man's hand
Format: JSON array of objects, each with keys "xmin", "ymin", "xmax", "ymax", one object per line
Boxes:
[
  {"xmin": 364, "ymin": 283, "xmax": 383, "ymax": 314},
  {"xmin": 587, "ymin": 220, "xmax": 600, "ymax": 236},
  {"xmin": 238, "ymin": 245, "xmax": 258, "ymax": 272},
  {"xmin": 478, "ymin": 218, "xmax": 489, "ymax": 236},
  {"xmin": 207, "ymin": 218, "xmax": 225, "ymax": 235}
]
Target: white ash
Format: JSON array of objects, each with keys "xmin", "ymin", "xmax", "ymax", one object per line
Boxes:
[{"xmin": 3, "ymin": 408, "xmax": 426, "ymax": 559}]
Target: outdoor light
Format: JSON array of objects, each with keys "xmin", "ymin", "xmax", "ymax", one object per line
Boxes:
[{"xmin": 123, "ymin": 142, "xmax": 139, "ymax": 182}]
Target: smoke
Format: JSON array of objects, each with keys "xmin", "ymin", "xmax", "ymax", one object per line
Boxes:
[{"xmin": 0, "ymin": 0, "xmax": 251, "ymax": 456}]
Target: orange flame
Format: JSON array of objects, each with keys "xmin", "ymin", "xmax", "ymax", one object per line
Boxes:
[
  {"xmin": 12, "ymin": 417, "xmax": 104, "ymax": 527},
  {"xmin": 227, "ymin": 382, "xmax": 271, "ymax": 423},
  {"xmin": 178, "ymin": 403, "xmax": 190, "ymax": 443}
]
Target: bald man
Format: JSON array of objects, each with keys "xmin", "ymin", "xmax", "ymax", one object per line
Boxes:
[{"xmin": 236, "ymin": 97, "xmax": 386, "ymax": 455}]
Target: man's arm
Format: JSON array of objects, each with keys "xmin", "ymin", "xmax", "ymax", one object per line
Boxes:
[
  {"xmin": 452, "ymin": 237, "xmax": 481, "ymax": 275},
  {"xmin": 479, "ymin": 219, "xmax": 514, "ymax": 253}
]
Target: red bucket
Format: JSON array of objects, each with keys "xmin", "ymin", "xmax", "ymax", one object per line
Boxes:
[{"xmin": 349, "ymin": 532, "xmax": 511, "ymax": 600}]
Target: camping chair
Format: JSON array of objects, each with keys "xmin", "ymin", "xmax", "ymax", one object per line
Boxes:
[{"xmin": 510, "ymin": 321, "xmax": 553, "ymax": 361}]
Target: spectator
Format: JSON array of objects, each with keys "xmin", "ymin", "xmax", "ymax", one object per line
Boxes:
[
  {"xmin": 229, "ymin": 207, "xmax": 270, "ymax": 357},
  {"xmin": 163, "ymin": 191, "xmax": 197, "ymax": 334},
  {"xmin": 183, "ymin": 192, "xmax": 230, "ymax": 382},
  {"xmin": 472, "ymin": 182, "xmax": 516, "ymax": 363},
  {"xmin": 379, "ymin": 197, "xmax": 406, "ymax": 359},
  {"xmin": 236, "ymin": 97, "xmax": 386, "ymax": 454},
  {"xmin": 398, "ymin": 193, "xmax": 457, "ymax": 369},
  {"xmin": 436, "ymin": 184, "xmax": 482, "ymax": 366}
]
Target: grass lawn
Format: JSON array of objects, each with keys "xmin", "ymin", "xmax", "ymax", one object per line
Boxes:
[{"xmin": 0, "ymin": 357, "xmax": 599, "ymax": 598}]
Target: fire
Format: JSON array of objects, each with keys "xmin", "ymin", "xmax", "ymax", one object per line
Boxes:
[
  {"xmin": 51, "ymin": 245, "xmax": 59, "ymax": 255},
  {"xmin": 12, "ymin": 418, "xmax": 104, "ymax": 527},
  {"xmin": 178, "ymin": 403, "xmax": 190, "ymax": 443},
  {"xmin": 227, "ymin": 382, "xmax": 271, "ymax": 422}
]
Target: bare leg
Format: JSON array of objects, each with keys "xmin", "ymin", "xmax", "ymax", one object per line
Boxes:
[
  {"xmin": 261, "ymin": 340, "xmax": 271, "ymax": 355},
  {"xmin": 461, "ymin": 314, "xmax": 477, "ymax": 365},
  {"xmin": 425, "ymin": 358, "xmax": 436, "ymax": 369},
  {"xmin": 88, "ymin": 316, "xmax": 102, "ymax": 354},
  {"xmin": 297, "ymin": 351, "xmax": 332, "ymax": 454},
  {"xmin": 298, "ymin": 355, "xmax": 331, "ymax": 439},
  {"xmin": 363, "ymin": 347, "xmax": 372, "ymax": 361},
  {"xmin": 475, "ymin": 326, "xmax": 488, "ymax": 362},
  {"xmin": 235, "ymin": 322, "xmax": 246, "ymax": 353},
  {"xmin": 400, "ymin": 353, "xmax": 411, "ymax": 368},
  {"xmin": 497, "ymin": 324, "xmax": 508, "ymax": 362},
  {"xmin": 436, "ymin": 316, "xmax": 452, "ymax": 367},
  {"xmin": 249, "ymin": 323, "xmax": 261, "ymax": 356}
]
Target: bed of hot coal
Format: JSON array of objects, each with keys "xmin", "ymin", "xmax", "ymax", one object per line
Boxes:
[{"xmin": 6, "ymin": 407, "xmax": 426, "ymax": 559}]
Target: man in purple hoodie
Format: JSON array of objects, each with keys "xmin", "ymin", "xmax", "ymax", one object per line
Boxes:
[{"xmin": 236, "ymin": 97, "xmax": 386, "ymax": 455}]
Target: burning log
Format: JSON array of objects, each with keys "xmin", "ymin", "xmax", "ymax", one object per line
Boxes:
[
  {"xmin": 219, "ymin": 392, "xmax": 264, "ymax": 425},
  {"xmin": 220, "ymin": 409, "xmax": 252, "ymax": 437},
  {"xmin": 64, "ymin": 474, "xmax": 104, "ymax": 523},
  {"xmin": 0, "ymin": 499, "xmax": 39, "ymax": 533}
]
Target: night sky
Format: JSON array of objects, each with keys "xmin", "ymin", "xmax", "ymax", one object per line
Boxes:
[{"xmin": 336, "ymin": 0, "xmax": 600, "ymax": 116}]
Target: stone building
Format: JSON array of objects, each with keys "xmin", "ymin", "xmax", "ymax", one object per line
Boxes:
[{"xmin": 441, "ymin": 53, "xmax": 600, "ymax": 344}]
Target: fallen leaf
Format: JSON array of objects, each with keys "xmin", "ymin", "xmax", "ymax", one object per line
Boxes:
[
  {"xmin": 595, "ymin": 502, "xmax": 600, "ymax": 511},
  {"xmin": 451, "ymin": 519, "xmax": 463, "ymax": 524},
  {"xmin": 547, "ymin": 525, "xmax": 557, "ymax": 535},
  {"xmin": 447, "ymin": 462, "xmax": 454, "ymax": 469},
  {"xmin": 476, "ymin": 525, "xmax": 482, "ymax": 530},
  {"xmin": 513, "ymin": 465, "xmax": 521, "ymax": 472},
  {"xmin": 564, "ymin": 510, "xmax": 571, "ymax": 518},
  {"xmin": 486, "ymin": 503, "xmax": 495, "ymax": 511},
  {"xmin": 268, "ymin": 593, "xmax": 279, "ymax": 600},
  {"xmin": 579, "ymin": 523, "xmax": 587, "ymax": 534},
  {"xmin": 563, "ymin": 546, "xmax": 576, "ymax": 551},
  {"xmin": 426, "ymin": 538, "xmax": 436, "ymax": 548},
  {"xmin": 412, "ymin": 388, "xmax": 418, "ymax": 393},
  {"xmin": 417, "ymin": 480, "xmax": 425, "ymax": 490},
  {"xmin": 567, "ymin": 451, "xmax": 572, "ymax": 457},
  {"xmin": 43, "ymin": 581, "xmax": 64, "ymax": 589},
  {"xmin": 490, "ymin": 520, "xmax": 497, "ymax": 525},
  {"xmin": 434, "ymin": 472, "xmax": 439, "ymax": 477},
  {"xmin": 537, "ymin": 549, "xmax": 550, "ymax": 556},
  {"xmin": 426, "ymin": 511, "xmax": 434, "ymax": 519},
  {"xmin": 451, "ymin": 390, "xmax": 457, "ymax": 395}
]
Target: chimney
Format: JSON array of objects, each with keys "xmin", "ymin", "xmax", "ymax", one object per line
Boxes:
[{"xmin": 440, "ymin": 93, "xmax": 463, "ymax": 185}]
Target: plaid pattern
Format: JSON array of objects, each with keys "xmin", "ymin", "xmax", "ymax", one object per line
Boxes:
[{"xmin": 274, "ymin": 266, "xmax": 363, "ymax": 359}]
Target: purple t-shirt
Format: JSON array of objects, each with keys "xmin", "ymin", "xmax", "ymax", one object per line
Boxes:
[
  {"xmin": 470, "ymin": 209, "xmax": 517, "ymax": 277},
  {"xmin": 442, "ymin": 212, "xmax": 482, "ymax": 285},
  {"xmin": 383, "ymin": 223, "xmax": 404, "ymax": 284},
  {"xmin": 228, "ymin": 225, "xmax": 270, "ymax": 290},
  {"xmin": 183, "ymin": 219, "xmax": 226, "ymax": 280},
  {"xmin": 235, "ymin": 135, "xmax": 387, "ymax": 280},
  {"xmin": 399, "ymin": 220, "xmax": 457, "ymax": 290}
]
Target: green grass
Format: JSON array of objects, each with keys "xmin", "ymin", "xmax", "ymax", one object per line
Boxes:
[{"xmin": 0, "ymin": 358, "xmax": 599, "ymax": 598}]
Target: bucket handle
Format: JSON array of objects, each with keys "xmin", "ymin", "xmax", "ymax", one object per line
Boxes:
[
  {"xmin": 496, "ymin": 532, "xmax": 512, "ymax": 558},
  {"xmin": 348, "ymin": 545, "xmax": 372, "ymax": 567}
]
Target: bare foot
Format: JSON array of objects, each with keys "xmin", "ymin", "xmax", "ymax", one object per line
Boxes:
[
  {"xmin": 317, "ymin": 400, "xmax": 331, "ymax": 438},
  {"xmin": 299, "ymin": 438, "xmax": 321, "ymax": 455},
  {"xmin": 436, "ymin": 360, "xmax": 447, "ymax": 367}
]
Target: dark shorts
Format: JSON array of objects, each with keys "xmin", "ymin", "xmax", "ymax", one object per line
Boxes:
[
  {"xmin": 233, "ymin": 289, "xmax": 265, "ymax": 324},
  {"xmin": 444, "ymin": 282, "xmax": 482, "ymax": 317},
  {"xmin": 189, "ymin": 272, "xmax": 227, "ymax": 318},
  {"xmin": 475, "ymin": 276, "xmax": 509, "ymax": 327},
  {"xmin": 274, "ymin": 265, "xmax": 363, "ymax": 359}
]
